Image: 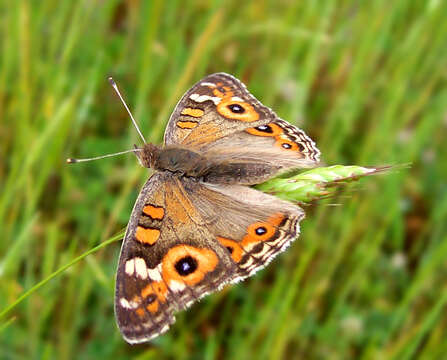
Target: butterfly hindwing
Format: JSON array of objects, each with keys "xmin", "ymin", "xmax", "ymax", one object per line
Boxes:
[{"xmin": 182, "ymin": 179, "xmax": 305, "ymax": 280}]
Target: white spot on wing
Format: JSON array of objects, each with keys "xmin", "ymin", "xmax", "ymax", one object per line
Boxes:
[
  {"xmin": 134, "ymin": 257, "xmax": 148, "ymax": 279},
  {"xmin": 169, "ymin": 280, "xmax": 186, "ymax": 292},
  {"xmin": 125, "ymin": 259, "xmax": 135, "ymax": 276},
  {"xmin": 120, "ymin": 298, "xmax": 139, "ymax": 309},
  {"xmin": 147, "ymin": 265, "xmax": 162, "ymax": 282},
  {"xmin": 120, "ymin": 298, "xmax": 131, "ymax": 309},
  {"xmin": 201, "ymin": 82, "xmax": 216, "ymax": 88},
  {"xmin": 231, "ymin": 96, "xmax": 244, "ymax": 102},
  {"xmin": 189, "ymin": 93, "xmax": 221, "ymax": 105}
]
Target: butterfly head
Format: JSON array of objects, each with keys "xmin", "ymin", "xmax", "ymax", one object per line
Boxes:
[{"xmin": 135, "ymin": 143, "xmax": 161, "ymax": 169}]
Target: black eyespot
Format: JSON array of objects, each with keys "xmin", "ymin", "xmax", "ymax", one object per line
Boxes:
[
  {"xmin": 146, "ymin": 294, "xmax": 157, "ymax": 304},
  {"xmin": 226, "ymin": 246, "xmax": 234, "ymax": 254},
  {"xmin": 255, "ymin": 124, "xmax": 273, "ymax": 133},
  {"xmin": 174, "ymin": 256, "xmax": 198, "ymax": 276},
  {"xmin": 227, "ymin": 104, "xmax": 245, "ymax": 113},
  {"xmin": 281, "ymin": 143, "xmax": 292, "ymax": 149},
  {"xmin": 255, "ymin": 226, "xmax": 267, "ymax": 235}
]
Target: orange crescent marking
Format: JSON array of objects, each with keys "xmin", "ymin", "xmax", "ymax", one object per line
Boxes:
[
  {"xmin": 177, "ymin": 120, "xmax": 198, "ymax": 129},
  {"xmin": 242, "ymin": 213, "xmax": 285, "ymax": 246},
  {"xmin": 245, "ymin": 123, "xmax": 283, "ymax": 137},
  {"xmin": 162, "ymin": 245, "xmax": 218, "ymax": 286},
  {"xmin": 181, "ymin": 108, "xmax": 204, "ymax": 117},
  {"xmin": 142, "ymin": 205, "xmax": 165, "ymax": 220},
  {"xmin": 135, "ymin": 226, "xmax": 160, "ymax": 245},
  {"xmin": 217, "ymin": 237, "xmax": 243, "ymax": 262},
  {"xmin": 269, "ymin": 213, "xmax": 285, "ymax": 226}
]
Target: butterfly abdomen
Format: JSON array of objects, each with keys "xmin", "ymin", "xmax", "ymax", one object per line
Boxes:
[{"xmin": 199, "ymin": 162, "xmax": 281, "ymax": 185}]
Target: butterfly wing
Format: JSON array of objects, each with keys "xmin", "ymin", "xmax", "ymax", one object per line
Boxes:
[
  {"xmin": 182, "ymin": 178, "xmax": 305, "ymax": 280},
  {"xmin": 164, "ymin": 73, "xmax": 320, "ymax": 184},
  {"xmin": 115, "ymin": 172, "xmax": 237, "ymax": 344}
]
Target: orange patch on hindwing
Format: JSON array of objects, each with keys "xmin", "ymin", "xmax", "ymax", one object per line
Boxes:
[
  {"xmin": 162, "ymin": 245, "xmax": 218, "ymax": 286},
  {"xmin": 245, "ymin": 123, "xmax": 283, "ymax": 137},
  {"xmin": 246, "ymin": 123, "xmax": 305, "ymax": 154},
  {"xmin": 135, "ymin": 226, "xmax": 160, "ymax": 245},
  {"xmin": 218, "ymin": 237, "xmax": 243, "ymax": 262},
  {"xmin": 242, "ymin": 213, "xmax": 285, "ymax": 247},
  {"xmin": 181, "ymin": 108, "xmax": 204, "ymax": 117},
  {"xmin": 275, "ymin": 138, "xmax": 299, "ymax": 151},
  {"xmin": 142, "ymin": 204, "xmax": 165, "ymax": 220}
]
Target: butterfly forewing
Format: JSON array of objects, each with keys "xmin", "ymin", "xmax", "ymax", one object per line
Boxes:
[{"xmin": 115, "ymin": 173, "xmax": 237, "ymax": 344}]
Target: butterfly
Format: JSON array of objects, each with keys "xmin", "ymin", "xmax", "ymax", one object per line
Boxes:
[{"xmin": 111, "ymin": 73, "xmax": 320, "ymax": 344}]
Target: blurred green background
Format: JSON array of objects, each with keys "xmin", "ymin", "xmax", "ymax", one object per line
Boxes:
[{"xmin": 1, "ymin": 1, "xmax": 446, "ymax": 359}]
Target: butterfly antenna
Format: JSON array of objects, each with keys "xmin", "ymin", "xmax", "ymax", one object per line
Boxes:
[
  {"xmin": 66, "ymin": 148, "xmax": 142, "ymax": 164},
  {"xmin": 108, "ymin": 76, "xmax": 147, "ymax": 144}
]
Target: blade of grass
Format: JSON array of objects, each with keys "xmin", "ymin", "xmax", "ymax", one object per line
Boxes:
[{"xmin": 0, "ymin": 232, "xmax": 123, "ymax": 322}]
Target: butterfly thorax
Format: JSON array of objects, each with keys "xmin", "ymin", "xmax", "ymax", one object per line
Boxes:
[{"xmin": 137, "ymin": 143, "xmax": 210, "ymax": 178}]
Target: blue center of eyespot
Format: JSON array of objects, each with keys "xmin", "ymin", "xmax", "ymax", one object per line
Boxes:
[
  {"xmin": 255, "ymin": 226, "xmax": 267, "ymax": 235},
  {"xmin": 146, "ymin": 294, "xmax": 157, "ymax": 304},
  {"xmin": 228, "ymin": 104, "xmax": 245, "ymax": 113},
  {"xmin": 175, "ymin": 256, "xmax": 198, "ymax": 276},
  {"xmin": 255, "ymin": 125, "xmax": 273, "ymax": 133}
]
